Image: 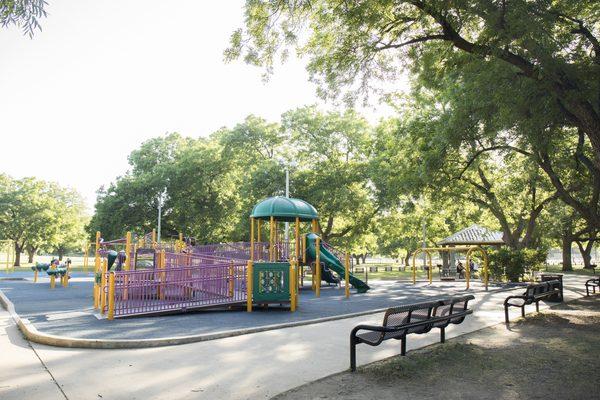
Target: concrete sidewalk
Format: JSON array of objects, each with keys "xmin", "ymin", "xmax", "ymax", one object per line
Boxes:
[
  {"xmin": 1, "ymin": 274, "xmax": 591, "ymax": 400},
  {"xmin": 0, "ymin": 309, "xmax": 64, "ymax": 400}
]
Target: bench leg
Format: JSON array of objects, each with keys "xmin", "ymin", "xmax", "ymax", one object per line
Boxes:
[
  {"xmin": 440, "ymin": 327, "xmax": 445, "ymax": 343},
  {"xmin": 504, "ymin": 305, "xmax": 509, "ymax": 324},
  {"xmin": 350, "ymin": 337, "xmax": 357, "ymax": 372},
  {"xmin": 521, "ymin": 306, "xmax": 525, "ymax": 318},
  {"xmin": 535, "ymin": 301, "xmax": 539, "ymax": 312},
  {"xmin": 586, "ymin": 285, "xmax": 590, "ymax": 296},
  {"xmin": 401, "ymin": 338, "xmax": 406, "ymax": 356}
]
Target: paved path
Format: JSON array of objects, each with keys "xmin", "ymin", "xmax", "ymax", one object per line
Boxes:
[
  {"xmin": 0, "ymin": 274, "xmax": 591, "ymax": 400},
  {"xmin": 0, "ymin": 308, "xmax": 64, "ymax": 400},
  {"xmin": 0, "ymin": 276, "xmax": 506, "ymax": 340}
]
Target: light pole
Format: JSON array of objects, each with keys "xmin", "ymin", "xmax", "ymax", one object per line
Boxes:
[
  {"xmin": 157, "ymin": 189, "xmax": 167, "ymax": 243},
  {"xmin": 285, "ymin": 166, "xmax": 290, "ymax": 242}
]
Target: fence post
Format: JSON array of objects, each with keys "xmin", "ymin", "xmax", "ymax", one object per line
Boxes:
[
  {"xmin": 229, "ymin": 261, "xmax": 234, "ymax": 299},
  {"xmin": 289, "ymin": 261, "xmax": 296, "ymax": 312},
  {"xmin": 108, "ymin": 272, "xmax": 115, "ymax": 320},
  {"xmin": 246, "ymin": 260, "xmax": 253, "ymax": 312}
]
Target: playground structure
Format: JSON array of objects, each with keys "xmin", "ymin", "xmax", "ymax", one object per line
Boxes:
[
  {"xmin": 89, "ymin": 197, "xmax": 368, "ymax": 320},
  {"xmin": 31, "ymin": 261, "xmax": 71, "ymax": 288},
  {"xmin": 411, "ymin": 246, "xmax": 490, "ymax": 290}
]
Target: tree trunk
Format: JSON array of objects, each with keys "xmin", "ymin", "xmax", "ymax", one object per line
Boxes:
[
  {"xmin": 353, "ymin": 254, "xmax": 361, "ymax": 265},
  {"xmin": 26, "ymin": 245, "xmax": 37, "ymax": 263},
  {"xmin": 13, "ymin": 242, "xmax": 22, "ymax": 267},
  {"xmin": 361, "ymin": 254, "xmax": 367, "ymax": 263},
  {"xmin": 58, "ymin": 248, "xmax": 64, "ymax": 261},
  {"xmin": 561, "ymin": 234, "xmax": 573, "ymax": 272},
  {"xmin": 404, "ymin": 252, "xmax": 411, "ymax": 267},
  {"xmin": 576, "ymin": 239, "xmax": 595, "ymax": 269}
]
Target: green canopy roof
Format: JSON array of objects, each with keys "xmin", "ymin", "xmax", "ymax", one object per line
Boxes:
[{"xmin": 250, "ymin": 196, "xmax": 318, "ymax": 222}]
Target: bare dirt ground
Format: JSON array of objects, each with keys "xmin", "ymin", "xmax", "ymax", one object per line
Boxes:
[{"xmin": 273, "ymin": 296, "xmax": 600, "ymax": 400}]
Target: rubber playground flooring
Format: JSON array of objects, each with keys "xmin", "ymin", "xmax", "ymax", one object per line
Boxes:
[{"xmin": 0, "ymin": 271, "xmax": 510, "ymax": 341}]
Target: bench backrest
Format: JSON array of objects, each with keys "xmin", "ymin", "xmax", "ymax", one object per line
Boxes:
[
  {"xmin": 383, "ymin": 295, "xmax": 475, "ymax": 330},
  {"xmin": 435, "ymin": 295, "xmax": 475, "ymax": 324},
  {"xmin": 382, "ymin": 301, "xmax": 437, "ymax": 328}
]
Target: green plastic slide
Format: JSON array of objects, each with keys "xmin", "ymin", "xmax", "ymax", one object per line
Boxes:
[{"xmin": 305, "ymin": 233, "xmax": 370, "ymax": 293}]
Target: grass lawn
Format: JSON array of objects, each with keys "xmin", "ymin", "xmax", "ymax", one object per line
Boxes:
[{"xmin": 274, "ymin": 296, "xmax": 600, "ymax": 400}]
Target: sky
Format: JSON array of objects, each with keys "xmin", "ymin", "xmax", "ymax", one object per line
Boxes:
[{"xmin": 0, "ymin": 1, "xmax": 396, "ymax": 211}]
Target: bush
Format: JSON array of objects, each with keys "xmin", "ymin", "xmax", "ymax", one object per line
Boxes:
[{"xmin": 488, "ymin": 247, "xmax": 548, "ymax": 282}]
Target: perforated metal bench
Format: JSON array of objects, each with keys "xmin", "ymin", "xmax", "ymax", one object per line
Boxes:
[
  {"xmin": 586, "ymin": 277, "xmax": 600, "ymax": 296},
  {"xmin": 504, "ymin": 280, "xmax": 561, "ymax": 324},
  {"xmin": 349, "ymin": 295, "xmax": 474, "ymax": 371}
]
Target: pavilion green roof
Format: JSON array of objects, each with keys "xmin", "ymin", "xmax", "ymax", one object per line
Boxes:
[{"xmin": 250, "ymin": 196, "xmax": 319, "ymax": 222}]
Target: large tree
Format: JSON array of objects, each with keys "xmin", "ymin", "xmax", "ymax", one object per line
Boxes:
[
  {"xmin": 228, "ymin": 0, "xmax": 600, "ymax": 232},
  {"xmin": 0, "ymin": 175, "xmax": 87, "ymax": 265}
]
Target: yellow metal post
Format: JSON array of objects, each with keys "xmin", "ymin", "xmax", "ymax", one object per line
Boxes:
[
  {"xmin": 152, "ymin": 229, "xmax": 157, "ymax": 248},
  {"xmin": 269, "ymin": 216, "xmax": 274, "ymax": 262},
  {"xmin": 294, "ymin": 217, "xmax": 300, "ymax": 263},
  {"xmin": 125, "ymin": 232, "xmax": 132, "ymax": 270},
  {"xmin": 302, "ymin": 234, "xmax": 307, "ymax": 264},
  {"xmin": 108, "ymin": 272, "xmax": 115, "ymax": 320},
  {"xmin": 289, "ymin": 260, "xmax": 296, "ymax": 312},
  {"xmin": 62, "ymin": 266, "xmax": 69, "ymax": 287},
  {"xmin": 50, "ymin": 262, "xmax": 56, "ymax": 289},
  {"xmin": 311, "ymin": 219, "xmax": 318, "ymax": 233},
  {"xmin": 34, "ymin": 269, "xmax": 38, "ymax": 283},
  {"xmin": 246, "ymin": 260, "xmax": 253, "ymax": 312},
  {"xmin": 345, "ymin": 253, "xmax": 350, "ymax": 298},
  {"xmin": 250, "ymin": 217, "xmax": 255, "ymax": 262},
  {"xmin": 315, "ymin": 236, "xmax": 321, "ymax": 297},
  {"xmin": 482, "ymin": 249, "xmax": 490, "ymax": 291}
]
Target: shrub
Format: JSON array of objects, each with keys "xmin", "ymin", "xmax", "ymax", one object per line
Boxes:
[{"xmin": 488, "ymin": 247, "xmax": 548, "ymax": 282}]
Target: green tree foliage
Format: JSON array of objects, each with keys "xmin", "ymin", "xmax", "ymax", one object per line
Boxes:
[
  {"xmin": 89, "ymin": 108, "xmax": 378, "ymax": 252},
  {"xmin": 0, "ymin": 175, "xmax": 87, "ymax": 265},
  {"xmin": 228, "ymin": 0, "xmax": 600, "ymax": 235},
  {"xmin": 1, "ymin": 0, "xmax": 47, "ymax": 37}
]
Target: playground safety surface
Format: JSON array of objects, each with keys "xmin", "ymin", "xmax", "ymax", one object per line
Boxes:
[{"xmin": 0, "ymin": 271, "xmax": 512, "ymax": 341}]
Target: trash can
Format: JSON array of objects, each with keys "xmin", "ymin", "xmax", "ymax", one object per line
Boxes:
[{"xmin": 540, "ymin": 274, "xmax": 563, "ymax": 302}]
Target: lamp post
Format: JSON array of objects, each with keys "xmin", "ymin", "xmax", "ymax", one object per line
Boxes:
[
  {"xmin": 285, "ymin": 166, "xmax": 290, "ymax": 242},
  {"xmin": 157, "ymin": 189, "xmax": 167, "ymax": 244}
]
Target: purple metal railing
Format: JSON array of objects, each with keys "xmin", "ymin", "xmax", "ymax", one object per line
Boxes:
[{"xmin": 104, "ymin": 253, "xmax": 247, "ymax": 317}]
